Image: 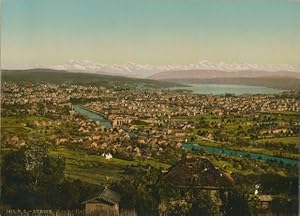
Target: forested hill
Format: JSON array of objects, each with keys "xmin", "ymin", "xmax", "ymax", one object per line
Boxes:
[{"xmin": 1, "ymin": 69, "xmax": 182, "ymax": 88}]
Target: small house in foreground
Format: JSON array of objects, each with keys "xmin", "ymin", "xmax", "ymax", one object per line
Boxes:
[
  {"xmin": 82, "ymin": 188, "xmax": 121, "ymax": 216},
  {"xmin": 258, "ymin": 195, "xmax": 273, "ymax": 209}
]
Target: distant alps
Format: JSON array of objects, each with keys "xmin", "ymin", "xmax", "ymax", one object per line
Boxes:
[{"xmin": 4, "ymin": 59, "xmax": 300, "ymax": 79}]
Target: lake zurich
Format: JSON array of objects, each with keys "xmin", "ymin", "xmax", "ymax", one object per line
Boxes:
[{"xmin": 171, "ymin": 84, "xmax": 286, "ymax": 95}]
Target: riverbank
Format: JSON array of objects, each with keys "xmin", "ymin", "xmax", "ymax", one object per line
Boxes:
[
  {"xmin": 183, "ymin": 143, "xmax": 298, "ymax": 166},
  {"xmin": 196, "ymin": 138, "xmax": 299, "ymax": 160},
  {"xmin": 79, "ymin": 105, "xmax": 109, "ymax": 119},
  {"xmin": 170, "ymin": 84, "xmax": 286, "ymax": 95},
  {"xmin": 73, "ymin": 104, "xmax": 112, "ymax": 128}
]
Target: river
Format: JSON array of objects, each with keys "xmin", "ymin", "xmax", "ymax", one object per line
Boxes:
[
  {"xmin": 73, "ymin": 104, "xmax": 112, "ymax": 128},
  {"xmin": 182, "ymin": 143, "xmax": 298, "ymax": 166}
]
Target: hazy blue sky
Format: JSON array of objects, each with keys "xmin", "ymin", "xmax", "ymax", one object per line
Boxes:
[{"xmin": 2, "ymin": 0, "xmax": 300, "ymax": 66}]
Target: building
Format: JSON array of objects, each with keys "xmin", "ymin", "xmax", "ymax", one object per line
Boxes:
[
  {"xmin": 161, "ymin": 155, "xmax": 235, "ymax": 215},
  {"xmin": 82, "ymin": 188, "xmax": 121, "ymax": 216},
  {"xmin": 258, "ymin": 195, "xmax": 273, "ymax": 209},
  {"xmin": 112, "ymin": 116, "xmax": 133, "ymax": 128},
  {"xmin": 163, "ymin": 155, "xmax": 234, "ymax": 189}
]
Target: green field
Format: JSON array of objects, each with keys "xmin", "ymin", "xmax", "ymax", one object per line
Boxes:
[
  {"xmin": 1, "ymin": 116, "xmax": 59, "ymax": 143},
  {"xmin": 1, "ymin": 145, "xmax": 169, "ymax": 186},
  {"xmin": 50, "ymin": 146, "xmax": 169, "ymax": 185},
  {"xmin": 208, "ymin": 154, "xmax": 296, "ymax": 177},
  {"xmin": 257, "ymin": 136, "xmax": 300, "ymax": 145}
]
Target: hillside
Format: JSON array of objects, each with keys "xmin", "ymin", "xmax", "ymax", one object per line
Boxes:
[
  {"xmin": 148, "ymin": 69, "xmax": 300, "ymax": 90},
  {"xmin": 1, "ymin": 69, "xmax": 182, "ymax": 88}
]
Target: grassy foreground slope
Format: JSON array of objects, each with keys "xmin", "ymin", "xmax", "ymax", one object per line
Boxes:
[
  {"xmin": 1, "ymin": 145, "xmax": 169, "ymax": 186},
  {"xmin": 50, "ymin": 146, "xmax": 169, "ymax": 185}
]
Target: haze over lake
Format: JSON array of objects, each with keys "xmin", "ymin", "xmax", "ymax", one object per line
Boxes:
[{"xmin": 171, "ymin": 84, "xmax": 286, "ymax": 95}]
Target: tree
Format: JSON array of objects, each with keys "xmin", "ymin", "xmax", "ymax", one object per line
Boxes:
[
  {"xmin": 270, "ymin": 196, "xmax": 298, "ymax": 215},
  {"xmin": 110, "ymin": 165, "xmax": 221, "ymax": 216},
  {"xmin": 1, "ymin": 144, "xmax": 65, "ymax": 209},
  {"xmin": 221, "ymin": 189, "xmax": 250, "ymax": 216},
  {"xmin": 197, "ymin": 130, "xmax": 209, "ymax": 137},
  {"xmin": 2, "ymin": 149, "xmax": 34, "ymax": 208},
  {"xmin": 110, "ymin": 166, "xmax": 161, "ymax": 216},
  {"xmin": 159, "ymin": 189, "xmax": 218, "ymax": 216},
  {"xmin": 197, "ymin": 117, "xmax": 209, "ymax": 128}
]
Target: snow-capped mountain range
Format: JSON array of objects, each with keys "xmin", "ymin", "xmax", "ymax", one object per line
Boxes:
[{"xmin": 4, "ymin": 59, "xmax": 300, "ymax": 79}]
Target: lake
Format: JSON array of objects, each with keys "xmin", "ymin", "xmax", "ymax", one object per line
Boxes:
[
  {"xmin": 182, "ymin": 143, "xmax": 298, "ymax": 166},
  {"xmin": 171, "ymin": 84, "xmax": 285, "ymax": 95},
  {"xmin": 73, "ymin": 104, "xmax": 112, "ymax": 128}
]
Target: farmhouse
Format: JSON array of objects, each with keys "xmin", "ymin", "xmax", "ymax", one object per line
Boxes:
[
  {"xmin": 161, "ymin": 155, "xmax": 234, "ymax": 215},
  {"xmin": 82, "ymin": 188, "xmax": 120, "ymax": 216},
  {"xmin": 163, "ymin": 155, "xmax": 234, "ymax": 189}
]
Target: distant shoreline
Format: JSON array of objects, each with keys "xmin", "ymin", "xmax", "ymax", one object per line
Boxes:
[{"xmin": 169, "ymin": 83, "xmax": 286, "ymax": 95}]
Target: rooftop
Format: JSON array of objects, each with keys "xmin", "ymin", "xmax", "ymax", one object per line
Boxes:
[
  {"xmin": 163, "ymin": 155, "xmax": 234, "ymax": 189},
  {"xmin": 82, "ymin": 188, "xmax": 121, "ymax": 205}
]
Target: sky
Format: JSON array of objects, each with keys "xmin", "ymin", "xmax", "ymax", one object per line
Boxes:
[{"xmin": 1, "ymin": 0, "xmax": 300, "ymax": 68}]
